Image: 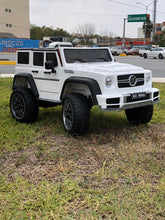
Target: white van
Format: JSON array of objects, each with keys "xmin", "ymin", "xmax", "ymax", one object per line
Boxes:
[{"xmin": 48, "ymin": 41, "xmax": 72, "ymax": 48}]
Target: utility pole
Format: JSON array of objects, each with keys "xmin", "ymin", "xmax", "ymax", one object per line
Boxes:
[
  {"xmin": 137, "ymin": 1, "xmax": 154, "ymax": 44},
  {"xmin": 153, "ymin": 0, "xmax": 158, "ymax": 36}
]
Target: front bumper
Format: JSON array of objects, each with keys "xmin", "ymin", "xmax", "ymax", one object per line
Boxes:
[{"xmin": 96, "ymin": 88, "xmax": 159, "ymax": 111}]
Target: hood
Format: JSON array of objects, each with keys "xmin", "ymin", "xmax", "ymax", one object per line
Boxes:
[{"xmin": 66, "ymin": 61, "xmax": 146, "ymax": 75}]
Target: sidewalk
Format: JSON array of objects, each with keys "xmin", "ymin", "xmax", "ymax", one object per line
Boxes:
[
  {"xmin": 1, "ymin": 73, "xmax": 165, "ymax": 83},
  {"xmin": 0, "ymin": 73, "xmax": 14, "ymax": 78},
  {"xmin": 152, "ymin": 77, "xmax": 165, "ymax": 83}
]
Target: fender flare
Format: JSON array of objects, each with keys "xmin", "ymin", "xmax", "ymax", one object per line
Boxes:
[
  {"xmin": 60, "ymin": 77, "xmax": 102, "ymax": 105},
  {"xmin": 12, "ymin": 73, "xmax": 39, "ymax": 98}
]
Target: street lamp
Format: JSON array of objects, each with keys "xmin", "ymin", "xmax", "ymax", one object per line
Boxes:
[{"xmin": 136, "ymin": 1, "xmax": 153, "ymax": 45}]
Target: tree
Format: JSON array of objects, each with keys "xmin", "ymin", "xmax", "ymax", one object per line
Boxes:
[
  {"xmin": 142, "ymin": 19, "xmax": 153, "ymax": 38},
  {"xmin": 153, "ymin": 30, "xmax": 165, "ymax": 46},
  {"xmin": 30, "ymin": 24, "xmax": 43, "ymax": 40},
  {"xmin": 75, "ymin": 23, "xmax": 96, "ymax": 43},
  {"xmin": 53, "ymin": 28, "xmax": 70, "ymax": 37},
  {"xmin": 30, "ymin": 25, "xmax": 71, "ymax": 40}
]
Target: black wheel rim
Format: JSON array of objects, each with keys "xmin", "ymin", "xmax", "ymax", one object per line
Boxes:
[
  {"xmin": 11, "ymin": 93, "xmax": 26, "ymax": 120},
  {"xmin": 63, "ymin": 100, "xmax": 73, "ymax": 131}
]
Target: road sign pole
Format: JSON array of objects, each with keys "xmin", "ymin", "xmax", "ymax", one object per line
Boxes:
[{"xmin": 122, "ymin": 18, "xmax": 127, "ymax": 53}]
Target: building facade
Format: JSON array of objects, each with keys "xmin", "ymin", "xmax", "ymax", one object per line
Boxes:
[
  {"xmin": 155, "ymin": 22, "xmax": 165, "ymax": 34},
  {"xmin": 0, "ymin": 0, "xmax": 30, "ymax": 39},
  {"xmin": 138, "ymin": 21, "xmax": 165, "ymax": 38}
]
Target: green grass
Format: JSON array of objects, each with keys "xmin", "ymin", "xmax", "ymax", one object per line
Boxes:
[{"xmin": 0, "ymin": 78, "xmax": 165, "ymax": 219}]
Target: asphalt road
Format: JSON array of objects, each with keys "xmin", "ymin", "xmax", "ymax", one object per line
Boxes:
[
  {"xmin": 0, "ymin": 53, "xmax": 16, "ymax": 61},
  {"xmin": 0, "ymin": 53, "xmax": 16, "ymax": 74},
  {"xmin": 115, "ymin": 56, "xmax": 165, "ymax": 78},
  {"xmin": 0, "ymin": 53, "xmax": 165, "ymax": 78}
]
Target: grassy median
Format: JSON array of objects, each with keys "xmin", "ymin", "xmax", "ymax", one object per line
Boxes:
[{"xmin": 0, "ymin": 78, "xmax": 165, "ymax": 219}]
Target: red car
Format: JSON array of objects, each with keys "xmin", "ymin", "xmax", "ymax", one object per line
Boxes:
[{"xmin": 126, "ymin": 48, "xmax": 139, "ymax": 56}]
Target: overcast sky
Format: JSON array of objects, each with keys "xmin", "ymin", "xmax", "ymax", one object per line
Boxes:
[{"xmin": 29, "ymin": 0, "xmax": 165, "ymax": 38}]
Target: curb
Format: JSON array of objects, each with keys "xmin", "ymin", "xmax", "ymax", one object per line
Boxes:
[
  {"xmin": 0, "ymin": 61, "xmax": 16, "ymax": 65},
  {"xmin": 0, "ymin": 74, "xmax": 14, "ymax": 78},
  {"xmin": 152, "ymin": 77, "xmax": 165, "ymax": 83}
]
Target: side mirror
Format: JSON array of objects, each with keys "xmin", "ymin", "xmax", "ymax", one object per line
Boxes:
[
  {"xmin": 45, "ymin": 60, "xmax": 56, "ymax": 73},
  {"xmin": 45, "ymin": 60, "xmax": 54, "ymax": 69}
]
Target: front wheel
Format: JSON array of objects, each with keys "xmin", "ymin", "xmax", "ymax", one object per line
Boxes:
[
  {"xmin": 10, "ymin": 88, "xmax": 39, "ymax": 123},
  {"xmin": 62, "ymin": 93, "xmax": 90, "ymax": 135},
  {"xmin": 125, "ymin": 105, "xmax": 153, "ymax": 125}
]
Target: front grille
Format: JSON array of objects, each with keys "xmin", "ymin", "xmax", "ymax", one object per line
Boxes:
[{"xmin": 118, "ymin": 74, "xmax": 144, "ymax": 88}]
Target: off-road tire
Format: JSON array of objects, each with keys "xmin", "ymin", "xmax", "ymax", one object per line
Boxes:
[
  {"xmin": 125, "ymin": 105, "xmax": 153, "ymax": 125},
  {"xmin": 10, "ymin": 87, "xmax": 39, "ymax": 123},
  {"xmin": 62, "ymin": 93, "xmax": 90, "ymax": 135}
]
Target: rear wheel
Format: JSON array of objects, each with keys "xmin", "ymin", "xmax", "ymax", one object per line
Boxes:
[
  {"xmin": 143, "ymin": 53, "xmax": 147, "ymax": 59},
  {"xmin": 159, "ymin": 53, "xmax": 163, "ymax": 59},
  {"xmin": 62, "ymin": 93, "xmax": 90, "ymax": 135},
  {"xmin": 10, "ymin": 88, "xmax": 39, "ymax": 123},
  {"xmin": 125, "ymin": 105, "xmax": 153, "ymax": 125}
]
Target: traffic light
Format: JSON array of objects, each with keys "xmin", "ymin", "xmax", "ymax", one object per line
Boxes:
[{"xmin": 147, "ymin": 14, "xmax": 150, "ymax": 21}]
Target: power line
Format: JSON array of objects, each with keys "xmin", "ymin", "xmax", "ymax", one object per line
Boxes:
[
  {"xmin": 108, "ymin": 0, "xmax": 165, "ymax": 15},
  {"xmin": 108, "ymin": 0, "xmax": 144, "ymax": 9}
]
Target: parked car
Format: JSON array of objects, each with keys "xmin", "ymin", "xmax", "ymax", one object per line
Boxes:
[
  {"xmin": 48, "ymin": 41, "xmax": 72, "ymax": 48},
  {"xmin": 139, "ymin": 48, "xmax": 151, "ymax": 58},
  {"xmin": 109, "ymin": 47, "xmax": 118, "ymax": 56},
  {"xmin": 126, "ymin": 48, "xmax": 139, "ymax": 56},
  {"xmin": 147, "ymin": 47, "xmax": 165, "ymax": 59},
  {"xmin": 110, "ymin": 47, "xmax": 128, "ymax": 56}
]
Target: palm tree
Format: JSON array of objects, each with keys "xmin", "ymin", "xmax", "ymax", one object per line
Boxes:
[{"xmin": 142, "ymin": 19, "xmax": 153, "ymax": 38}]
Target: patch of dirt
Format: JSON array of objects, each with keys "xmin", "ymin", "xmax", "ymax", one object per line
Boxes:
[{"xmin": 1, "ymin": 124, "xmax": 165, "ymax": 185}]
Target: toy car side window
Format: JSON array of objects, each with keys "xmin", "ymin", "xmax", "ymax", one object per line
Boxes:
[
  {"xmin": 33, "ymin": 52, "xmax": 44, "ymax": 66},
  {"xmin": 18, "ymin": 52, "xmax": 29, "ymax": 64},
  {"xmin": 46, "ymin": 52, "xmax": 58, "ymax": 67}
]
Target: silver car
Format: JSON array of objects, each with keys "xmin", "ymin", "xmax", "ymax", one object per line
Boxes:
[{"xmin": 147, "ymin": 47, "xmax": 165, "ymax": 59}]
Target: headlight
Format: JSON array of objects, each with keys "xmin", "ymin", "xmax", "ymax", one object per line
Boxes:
[
  {"xmin": 146, "ymin": 73, "xmax": 151, "ymax": 83},
  {"xmin": 105, "ymin": 77, "xmax": 112, "ymax": 87}
]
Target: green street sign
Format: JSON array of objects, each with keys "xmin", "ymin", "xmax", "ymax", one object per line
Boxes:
[{"xmin": 128, "ymin": 14, "xmax": 148, "ymax": 22}]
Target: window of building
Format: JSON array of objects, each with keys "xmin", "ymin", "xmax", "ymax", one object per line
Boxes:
[
  {"xmin": 46, "ymin": 53, "xmax": 58, "ymax": 67},
  {"xmin": 5, "ymin": 8, "xmax": 11, "ymax": 12},
  {"xmin": 6, "ymin": 24, "xmax": 12, "ymax": 28},
  {"xmin": 18, "ymin": 52, "xmax": 29, "ymax": 64},
  {"xmin": 33, "ymin": 52, "xmax": 44, "ymax": 66}
]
